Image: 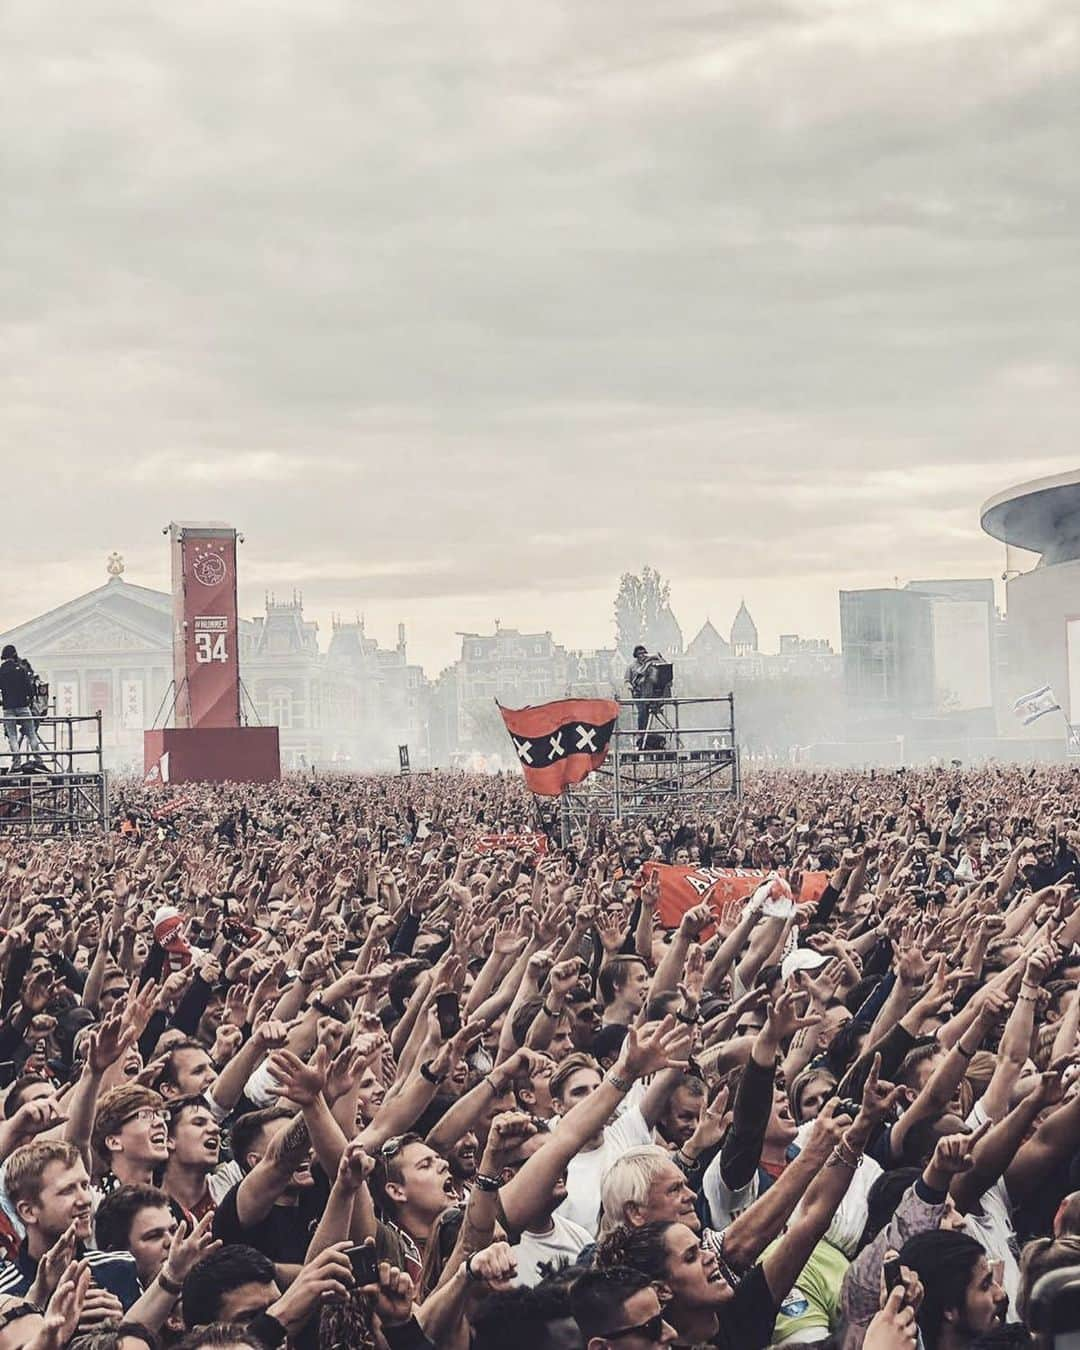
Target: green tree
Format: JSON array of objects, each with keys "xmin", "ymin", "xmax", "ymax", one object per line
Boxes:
[{"xmin": 614, "ymin": 565, "xmax": 672, "ymax": 656}]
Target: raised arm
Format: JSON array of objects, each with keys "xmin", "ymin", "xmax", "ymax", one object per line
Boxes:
[
  {"xmin": 761, "ymin": 1056, "xmax": 902, "ymax": 1301},
  {"xmin": 498, "ymin": 1018, "xmax": 688, "ymax": 1233}
]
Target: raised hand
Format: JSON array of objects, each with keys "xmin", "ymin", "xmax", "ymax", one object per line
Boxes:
[
  {"xmin": 482, "ymin": 1110, "xmax": 538, "ymax": 1171},
  {"xmin": 1025, "ymin": 944, "xmax": 1059, "ymax": 987},
  {"xmin": 548, "ymin": 957, "xmax": 585, "ymax": 999},
  {"xmin": 595, "ymin": 910, "xmax": 626, "ymax": 955},
  {"xmin": 927, "ymin": 1121, "xmax": 991, "ymax": 1182},
  {"xmin": 764, "ymin": 988, "xmax": 821, "ymax": 1045},
  {"xmin": 267, "ymin": 1044, "xmax": 329, "ymax": 1107},
  {"xmin": 336, "ymin": 1139, "xmax": 375, "ymax": 1193},
  {"xmin": 684, "ymin": 1084, "xmax": 730, "ymax": 1155},
  {"xmin": 803, "ymin": 1097, "xmax": 852, "ymax": 1161},
  {"xmin": 618, "ymin": 1015, "xmax": 692, "ymax": 1079},
  {"xmin": 7, "ymin": 1094, "xmax": 67, "ymax": 1147},
  {"xmin": 161, "ymin": 1210, "xmax": 221, "ymax": 1285},
  {"xmin": 39, "ymin": 1260, "xmax": 91, "ymax": 1350},
  {"xmin": 678, "ymin": 902, "xmax": 712, "ymax": 940},
  {"xmin": 858, "ymin": 1053, "xmax": 905, "ymax": 1124},
  {"xmin": 678, "ymin": 943, "xmax": 706, "ymax": 1011},
  {"xmin": 27, "ymin": 1222, "xmax": 79, "ymax": 1308},
  {"xmin": 466, "ymin": 1241, "xmax": 518, "ymax": 1291}
]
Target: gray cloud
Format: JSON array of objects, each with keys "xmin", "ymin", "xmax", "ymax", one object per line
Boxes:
[{"xmin": 1, "ymin": 0, "xmax": 1077, "ymax": 669}]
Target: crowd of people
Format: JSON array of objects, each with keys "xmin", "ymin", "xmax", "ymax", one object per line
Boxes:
[{"xmin": 0, "ymin": 763, "xmax": 1077, "ymax": 1349}]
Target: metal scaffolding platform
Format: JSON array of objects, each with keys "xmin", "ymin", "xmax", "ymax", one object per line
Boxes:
[
  {"xmin": 0, "ymin": 714, "xmax": 108, "ymax": 835},
  {"xmin": 565, "ymin": 694, "xmax": 739, "ymax": 821}
]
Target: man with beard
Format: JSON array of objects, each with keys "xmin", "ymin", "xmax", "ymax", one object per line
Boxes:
[
  {"xmin": 898, "ymin": 1230, "xmax": 1005, "ymax": 1350},
  {"xmin": 211, "ymin": 1105, "xmax": 328, "ymax": 1277}
]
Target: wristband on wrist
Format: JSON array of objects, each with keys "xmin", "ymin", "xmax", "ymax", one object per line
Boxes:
[
  {"xmin": 472, "ymin": 1172, "xmax": 501, "ymax": 1193},
  {"xmin": 675, "ymin": 1009, "xmax": 700, "ymax": 1025},
  {"xmin": 541, "ymin": 1002, "xmax": 559, "ymax": 1019},
  {"xmin": 484, "ymin": 1074, "xmax": 505, "ymax": 1094},
  {"xmin": 158, "ymin": 1270, "xmax": 183, "ymax": 1297},
  {"xmin": 955, "ymin": 1042, "xmax": 974, "ymax": 1060},
  {"xmin": 420, "ymin": 1060, "xmax": 447, "ymax": 1085},
  {"xmin": 606, "ymin": 1069, "xmax": 632, "ymax": 1094},
  {"xmin": 464, "ymin": 1252, "xmax": 481, "ymax": 1282}
]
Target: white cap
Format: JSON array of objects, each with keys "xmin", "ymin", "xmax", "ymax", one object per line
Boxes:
[{"xmin": 780, "ymin": 948, "xmax": 830, "ymax": 982}]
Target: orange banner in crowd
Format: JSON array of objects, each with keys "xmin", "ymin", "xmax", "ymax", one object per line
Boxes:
[{"xmin": 642, "ymin": 864, "xmax": 828, "ymax": 929}]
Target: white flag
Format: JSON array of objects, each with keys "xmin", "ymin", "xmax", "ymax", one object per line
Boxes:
[
  {"xmin": 1013, "ymin": 685, "xmax": 1060, "ymax": 725},
  {"xmin": 143, "ymin": 751, "xmax": 170, "ymax": 784}
]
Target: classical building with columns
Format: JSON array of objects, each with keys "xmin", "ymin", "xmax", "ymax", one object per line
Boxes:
[{"xmin": 0, "ymin": 558, "xmax": 428, "ymax": 772}]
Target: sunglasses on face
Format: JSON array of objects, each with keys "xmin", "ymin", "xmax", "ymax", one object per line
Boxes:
[{"xmin": 605, "ymin": 1311, "xmax": 666, "ymax": 1342}]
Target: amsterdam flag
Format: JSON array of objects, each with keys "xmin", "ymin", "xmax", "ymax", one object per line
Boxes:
[{"xmin": 498, "ymin": 698, "xmax": 618, "ymax": 796}]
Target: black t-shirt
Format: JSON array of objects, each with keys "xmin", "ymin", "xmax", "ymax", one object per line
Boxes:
[
  {"xmin": 212, "ymin": 1169, "xmax": 331, "ymax": 1265},
  {"xmin": 712, "ymin": 1264, "xmax": 780, "ymax": 1350}
]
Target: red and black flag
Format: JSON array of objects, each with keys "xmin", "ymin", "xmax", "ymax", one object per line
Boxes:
[{"xmin": 498, "ymin": 698, "xmax": 619, "ymax": 796}]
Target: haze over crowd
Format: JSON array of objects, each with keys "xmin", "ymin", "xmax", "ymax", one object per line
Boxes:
[{"xmin": 4, "ymin": 2, "xmax": 1080, "ymax": 671}]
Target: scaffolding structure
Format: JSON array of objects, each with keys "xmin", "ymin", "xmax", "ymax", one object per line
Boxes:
[
  {"xmin": 0, "ymin": 714, "xmax": 108, "ymax": 836},
  {"xmin": 564, "ymin": 694, "xmax": 739, "ymax": 823}
]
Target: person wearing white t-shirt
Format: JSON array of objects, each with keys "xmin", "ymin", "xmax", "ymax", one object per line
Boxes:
[{"xmin": 490, "ymin": 1016, "xmax": 693, "ymax": 1250}]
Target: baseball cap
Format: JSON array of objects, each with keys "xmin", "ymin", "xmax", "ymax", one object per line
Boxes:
[{"xmin": 780, "ymin": 948, "xmax": 830, "ymax": 983}]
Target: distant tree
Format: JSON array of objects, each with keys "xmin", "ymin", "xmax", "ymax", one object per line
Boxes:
[
  {"xmin": 465, "ymin": 701, "xmax": 515, "ymax": 757},
  {"xmin": 614, "ymin": 566, "xmax": 672, "ymax": 656}
]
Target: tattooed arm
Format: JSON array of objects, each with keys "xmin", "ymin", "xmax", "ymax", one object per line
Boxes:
[{"xmin": 233, "ymin": 1112, "xmax": 311, "ymax": 1228}]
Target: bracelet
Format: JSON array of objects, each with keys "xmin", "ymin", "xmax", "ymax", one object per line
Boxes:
[
  {"xmin": 310, "ymin": 996, "xmax": 346, "ymax": 1023},
  {"xmin": 472, "ymin": 1172, "xmax": 501, "ymax": 1193},
  {"xmin": 1018, "ymin": 993, "xmax": 1039, "ymax": 1004},
  {"xmin": 464, "ymin": 1252, "xmax": 482, "ymax": 1282},
  {"xmin": 157, "ymin": 1270, "xmax": 183, "ymax": 1297},
  {"xmin": 675, "ymin": 1010, "xmax": 700, "ymax": 1025},
  {"xmin": 835, "ymin": 1137, "xmax": 861, "ymax": 1168},
  {"xmin": 830, "ymin": 1144, "xmax": 858, "ymax": 1171},
  {"xmin": 955, "ymin": 1043, "xmax": 975, "ymax": 1060},
  {"xmin": 606, "ymin": 1070, "xmax": 632, "ymax": 1094},
  {"xmin": 541, "ymin": 1002, "xmax": 560, "ymax": 1019},
  {"xmin": 420, "ymin": 1060, "xmax": 447, "ymax": 1085},
  {"xmin": 674, "ymin": 1148, "xmax": 697, "ymax": 1170},
  {"xmin": 484, "ymin": 1075, "xmax": 505, "ymax": 1094}
]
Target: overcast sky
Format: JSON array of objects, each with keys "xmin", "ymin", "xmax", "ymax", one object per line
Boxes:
[{"xmin": 3, "ymin": 0, "xmax": 1077, "ymax": 673}]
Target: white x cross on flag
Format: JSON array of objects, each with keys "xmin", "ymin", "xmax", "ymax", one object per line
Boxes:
[
  {"xmin": 575, "ymin": 725, "xmax": 597, "ymax": 752},
  {"xmin": 513, "ymin": 737, "xmax": 534, "ymax": 764},
  {"xmin": 548, "ymin": 732, "xmax": 565, "ymax": 758}
]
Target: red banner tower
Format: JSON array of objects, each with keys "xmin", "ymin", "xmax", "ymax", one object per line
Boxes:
[
  {"xmin": 170, "ymin": 524, "xmax": 242, "ymax": 729},
  {"xmin": 144, "ymin": 522, "xmax": 279, "ymax": 783}
]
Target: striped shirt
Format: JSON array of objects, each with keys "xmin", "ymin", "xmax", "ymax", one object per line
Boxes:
[{"xmin": 0, "ymin": 1243, "xmax": 141, "ymax": 1307}]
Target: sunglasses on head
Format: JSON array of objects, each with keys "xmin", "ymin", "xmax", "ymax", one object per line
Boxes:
[{"xmin": 604, "ymin": 1311, "xmax": 665, "ymax": 1342}]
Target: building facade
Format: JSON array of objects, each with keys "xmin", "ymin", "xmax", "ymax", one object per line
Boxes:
[{"xmin": 0, "ymin": 562, "xmax": 426, "ymax": 772}]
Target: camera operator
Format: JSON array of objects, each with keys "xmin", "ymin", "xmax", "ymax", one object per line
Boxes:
[
  {"xmin": 0, "ymin": 644, "xmax": 47, "ymax": 768},
  {"xmin": 626, "ymin": 644, "xmax": 656, "ymax": 748}
]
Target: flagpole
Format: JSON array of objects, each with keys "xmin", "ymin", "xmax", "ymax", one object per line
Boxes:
[
  {"xmin": 1058, "ymin": 703, "xmax": 1077, "ymax": 757},
  {"xmin": 560, "ymin": 788, "xmax": 571, "ymax": 850}
]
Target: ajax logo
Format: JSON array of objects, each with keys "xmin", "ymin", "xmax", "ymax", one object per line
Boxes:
[{"xmin": 192, "ymin": 547, "xmax": 227, "ymax": 587}]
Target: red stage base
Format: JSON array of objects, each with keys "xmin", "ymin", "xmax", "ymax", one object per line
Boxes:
[{"xmin": 144, "ymin": 727, "xmax": 280, "ymax": 784}]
